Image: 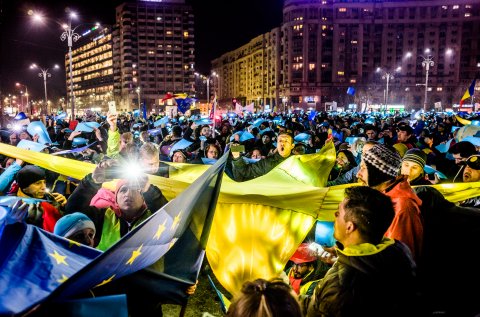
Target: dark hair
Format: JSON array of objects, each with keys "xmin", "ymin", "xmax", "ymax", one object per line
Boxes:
[
  {"xmin": 227, "ymin": 278, "xmax": 302, "ymax": 317},
  {"xmin": 343, "ymin": 186, "xmax": 395, "ymax": 244},
  {"xmin": 448, "ymin": 141, "xmax": 477, "ymax": 158}
]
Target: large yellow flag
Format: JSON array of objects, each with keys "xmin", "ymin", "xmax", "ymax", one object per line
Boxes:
[{"xmin": 1, "ymin": 142, "xmax": 479, "ymax": 295}]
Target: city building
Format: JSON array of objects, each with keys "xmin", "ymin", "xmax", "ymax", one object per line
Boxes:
[
  {"xmin": 112, "ymin": 0, "xmax": 195, "ymax": 113},
  {"xmin": 212, "ymin": 0, "xmax": 480, "ymax": 112},
  {"xmin": 67, "ymin": 25, "xmax": 114, "ymax": 114}
]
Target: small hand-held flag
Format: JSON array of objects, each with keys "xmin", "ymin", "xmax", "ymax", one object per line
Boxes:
[
  {"xmin": 460, "ymin": 79, "xmax": 476, "ymax": 106},
  {"xmin": 346, "ymin": 87, "xmax": 356, "ymax": 96}
]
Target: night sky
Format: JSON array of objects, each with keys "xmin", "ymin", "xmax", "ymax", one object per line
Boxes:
[{"xmin": 0, "ymin": 0, "xmax": 283, "ymax": 100}]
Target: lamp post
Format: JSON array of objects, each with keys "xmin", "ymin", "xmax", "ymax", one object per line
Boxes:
[
  {"xmin": 30, "ymin": 64, "xmax": 59, "ymax": 115},
  {"xmin": 377, "ymin": 67, "xmax": 401, "ymax": 111},
  {"xmin": 60, "ymin": 12, "xmax": 80, "ymax": 120},
  {"xmin": 420, "ymin": 55, "xmax": 434, "ymax": 112},
  {"xmin": 15, "ymin": 83, "xmax": 29, "ymax": 113},
  {"xmin": 136, "ymin": 87, "xmax": 141, "ymax": 114}
]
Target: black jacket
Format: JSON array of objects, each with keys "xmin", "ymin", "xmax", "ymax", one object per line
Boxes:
[
  {"xmin": 231, "ymin": 152, "xmax": 288, "ymax": 182},
  {"xmin": 304, "ymin": 239, "xmax": 420, "ymax": 317}
]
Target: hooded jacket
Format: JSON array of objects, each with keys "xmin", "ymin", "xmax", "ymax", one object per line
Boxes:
[
  {"xmin": 303, "ymin": 238, "xmax": 420, "ymax": 317},
  {"xmin": 383, "ymin": 178, "xmax": 424, "ymax": 262}
]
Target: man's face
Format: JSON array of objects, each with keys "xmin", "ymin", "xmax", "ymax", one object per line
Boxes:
[
  {"xmin": 23, "ymin": 179, "xmax": 47, "ymax": 199},
  {"xmin": 397, "ymin": 130, "xmax": 409, "ymax": 142},
  {"xmin": 172, "ymin": 151, "xmax": 187, "ymax": 163},
  {"xmin": 333, "ymin": 199, "xmax": 348, "ymax": 244},
  {"xmin": 365, "ymin": 130, "xmax": 376, "ymax": 140},
  {"xmin": 201, "ymin": 127, "xmax": 211, "ymax": 137},
  {"xmin": 401, "ymin": 161, "xmax": 423, "ymax": 182},
  {"xmin": 251, "ymin": 149, "xmax": 262, "ymax": 159},
  {"xmin": 262, "ymin": 135, "xmax": 271, "ymax": 144},
  {"xmin": 9, "ymin": 134, "xmax": 18, "ymax": 144},
  {"xmin": 463, "ymin": 166, "xmax": 480, "ymax": 182},
  {"xmin": 452, "ymin": 153, "xmax": 467, "ymax": 165},
  {"xmin": 141, "ymin": 155, "xmax": 160, "ymax": 174},
  {"xmin": 291, "ymin": 262, "xmax": 312, "ymax": 279},
  {"xmin": 356, "ymin": 161, "xmax": 369, "ymax": 186},
  {"xmin": 276, "ymin": 135, "xmax": 294, "ymax": 158},
  {"xmin": 116, "ymin": 185, "xmax": 145, "ymax": 216},
  {"xmin": 206, "ymin": 146, "xmax": 219, "ymax": 159},
  {"xmin": 336, "ymin": 152, "xmax": 350, "ymax": 169}
]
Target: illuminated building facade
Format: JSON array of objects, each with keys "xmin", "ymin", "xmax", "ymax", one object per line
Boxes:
[
  {"xmin": 112, "ymin": 0, "xmax": 195, "ymax": 112},
  {"xmin": 213, "ymin": 0, "xmax": 480, "ymax": 111},
  {"xmin": 67, "ymin": 26, "xmax": 114, "ymax": 114}
]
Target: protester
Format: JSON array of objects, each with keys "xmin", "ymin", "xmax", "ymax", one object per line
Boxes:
[
  {"xmin": 357, "ymin": 143, "xmax": 423, "ymax": 261},
  {"xmin": 54, "ymin": 212, "xmax": 96, "ymax": 247},
  {"xmin": 284, "ymin": 243, "xmax": 326, "ymax": 298},
  {"xmin": 65, "ymin": 159, "xmax": 167, "ymax": 249},
  {"xmin": 231, "ymin": 131, "xmax": 295, "ymax": 181},
  {"xmin": 302, "ymin": 186, "xmax": 420, "ymax": 316},
  {"xmin": 401, "ymin": 148, "xmax": 431, "ymax": 185},
  {"xmin": 227, "ymin": 278, "xmax": 302, "ymax": 317}
]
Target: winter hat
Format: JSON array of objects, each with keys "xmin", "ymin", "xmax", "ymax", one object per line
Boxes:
[
  {"xmin": 363, "ymin": 144, "xmax": 401, "ymax": 187},
  {"xmin": 16, "ymin": 165, "xmax": 46, "ymax": 190},
  {"xmin": 403, "ymin": 148, "xmax": 427, "ymax": 169},
  {"xmin": 290, "ymin": 243, "xmax": 317, "ymax": 264},
  {"xmin": 54, "ymin": 212, "xmax": 95, "ymax": 238}
]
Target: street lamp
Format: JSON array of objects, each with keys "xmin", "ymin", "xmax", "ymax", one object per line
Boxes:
[
  {"xmin": 135, "ymin": 87, "xmax": 141, "ymax": 113},
  {"xmin": 377, "ymin": 67, "xmax": 401, "ymax": 111},
  {"xmin": 420, "ymin": 54, "xmax": 434, "ymax": 112},
  {"xmin": 60, "ymin": 11, "xmax": 80, "ymax": 120},
  {"xmin": 15, "ymin": 83, "xmax": 29, "ymax": 113},
  {"xmin": 30, "ymin": 64, "xmax": 59, "ymax": 115}
]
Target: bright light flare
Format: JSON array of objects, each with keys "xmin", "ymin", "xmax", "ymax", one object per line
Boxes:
[{"xmin": 13, "ymin": 124, "xmax": 22, "ymax": 132}]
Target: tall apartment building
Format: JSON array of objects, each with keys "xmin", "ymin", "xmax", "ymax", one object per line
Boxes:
[
  {"xmin": 213, "ymin": 0, "xmax": 480, "ymax": 111},
  {"xmin": 112, "ymin": 0, "xmax": 195, "ymax": 113},
  {"xmin": 67, "ymin": 25, "xmax": 114, "ymax": 114}
]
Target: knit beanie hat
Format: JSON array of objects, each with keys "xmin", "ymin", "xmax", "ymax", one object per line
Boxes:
[
  {"xmin": 16, "ymin": 165, "xmax": 46, "ymax": 190},
  {"xmin": 363, "ymin": 144, "xmax": 401, "ymax": 187},
  {"xmin": 54, "ymin": 212, "xmax": 95, "ymax": 238},
  {"xmin": 403, "ymin": 148, "xmax": 427, "ymax": 169}
]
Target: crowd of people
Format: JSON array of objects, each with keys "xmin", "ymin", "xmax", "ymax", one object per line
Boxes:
[{"xmin": 1, "ymin": 107, "xmax": 480, "ymax": 316}]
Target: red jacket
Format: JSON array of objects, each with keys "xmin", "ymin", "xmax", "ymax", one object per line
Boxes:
[{"xmin": 384, "ymin": 178, "xmax": 424, "ymax": 262}]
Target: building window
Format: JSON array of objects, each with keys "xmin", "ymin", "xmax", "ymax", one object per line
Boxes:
[
  {"xmin": 309, "ymin": 63, "xmax": 315, "ymax": 70},
  {"xmin": 337, "ymin": 71, "xmax": 344, "ymax": 76},
  {"xmin": 437, "ymin": 87, "xmax": 443, "ymax": 91},
  {"xmin": 339, "ymin": 8, "xmax": 347, "ymax": 12}
]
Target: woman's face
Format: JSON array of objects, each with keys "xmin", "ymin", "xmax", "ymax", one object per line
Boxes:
[
  {"xmin": 206, "ymin": 146, "xmax": 219, "ymax": 159},
  {"xmin": 172, "ymin": 151, "xmax": 187, "ymax": 163}
]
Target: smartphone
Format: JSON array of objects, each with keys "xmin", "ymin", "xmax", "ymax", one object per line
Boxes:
[
  {"xmin": 230, "ymin": 145, "xmax": 245, "ymax": 153},
  {"xmin": 108, "ymin": 102, "xmax": 117, "ymax": 115}
]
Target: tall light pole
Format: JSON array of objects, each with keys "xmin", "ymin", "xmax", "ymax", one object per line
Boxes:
[
  {"xmin": 377, "ymin": 67, "xmax": 401, "ymax": 111},
  {"xmin": 421, "ymin": 55, "xmax": 434, "ymax": 112},
  {"xmin": 15, "ymin": 83, "xmax": 29, "ymax": 113},
  {"xmin": 60, "ymin": 12, "xmax": 80, "ymax": 120},
  {"xmin": 136, "ymin": 87, "xmax": 141, "ymax": 114},
  {"xmin": 30, "ymin": 64, "xmax": 59, "ymax": 115}
]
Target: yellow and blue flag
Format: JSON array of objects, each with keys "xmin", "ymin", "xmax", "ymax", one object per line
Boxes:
[{"xmin": 0, "ymin": 152, "xmax": 228, "ymax": 315}]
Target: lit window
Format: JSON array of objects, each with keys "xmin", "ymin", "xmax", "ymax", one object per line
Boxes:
[
  {"xmin": 442, "ymin": 5, "xmax": 447, "ymax": 9},
  {"xmin": 166, "ymin": 31, "xmax": 172, "ymax": 35},
  {"xmin": 351, "ymin": 40, "xmax": 358, "ymax": 44},
  {"xmin": 350, "ymin": 79, "xmax": 356, "ymax": 83},
  {"xmin": 338, "ymin": 71, "xmax": 344, "ymax": 76},
  {"xmin": 148, "ymin": 50, "xmax": 154, "ymax": 55},
  {"xmin": 465, "ymin": 13, "xmax": 471, "ymax": 17},
  {"xmin": 453, "ymin": 5, "xmax": 459, "ymax": 9},
  {"xmin": 466, "ymin": 5, "xmax": 472, "ymax": 9},
  {"xmin": 405, "ymin": 87, "xmax": 410, "ymax": 91},
  {"xmin": 322, "ymin": 0, "xmax": 327, "ymax": 4},
  {"xmin": 183, "ymin": 31, "xmax": 189, "ymax": 37},
  {"xmin": 156, "ymin": 16, "xmax": 162, "ymax": 21},
  {"xmin": 437, "ymin": 87, "xmax": 443, "ymax": 91},
  {"xmin": 339, "ymin": 8, "xmax": 347, "ymax": 12},
  {"xmin": 428, "ymin": 87, "xmax": 433, "ymax": 91},
  {"xmin": 309, "ymin": 63, "xmax": 315, "ymax": 70},
  {"xmin": 321, "ymin": 64, "xmax": 327, "ymax": 68}
]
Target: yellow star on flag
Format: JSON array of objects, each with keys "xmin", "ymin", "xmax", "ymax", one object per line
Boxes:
[
  {"xmin": 57, "ymin": 274, "xmax": 69, "ymax": 283},
  {"xmin": 154, "ymin": 220, "xmax": 167, "ymax": 240},
  {"xmin": 170, "ymin": 212, "xmax": 182, "ymax": 230},
  {"xmin": 126, "ymin": 244, "xmax": 143, "ymax": 265},
  {"xmin": 94, "ymin": 275, "xmax": 116, "ymax": 288},
  {"xmin": 49, "ymin": 249, "xmax": 68, "ymax": 266}
]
